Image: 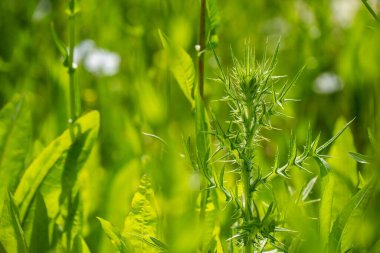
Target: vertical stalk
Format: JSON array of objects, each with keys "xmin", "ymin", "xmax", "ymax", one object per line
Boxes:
[
  {"xmin": 66, "ymin": 1, "xmax": 78, "ymax": 250},
  {"xmin": 197, "ymin": 1, "xmax": 209, "ymax": 244},
  {"xmin": 68, "ymin": 0, "xmax": 80, "ymax": 123},
  {"xmin": 197, "ymin": 0, "xmax": 207, "ymax": 221},
  {"xmin": 241, "ymin": 163, "xmax": 252, "ymax": 253},
  {"xmin": 198, "ymin": 0, "xmax": 206, "ymax": 99}
]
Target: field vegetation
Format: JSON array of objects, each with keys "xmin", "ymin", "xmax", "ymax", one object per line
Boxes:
[{"xmin": 0, "ymin": 0, "xmax": 379, "ymax": 252}]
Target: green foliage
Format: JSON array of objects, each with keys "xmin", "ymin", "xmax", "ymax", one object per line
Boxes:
[
  {"xmin": 0, "ymin": 95, "xmax": 31, "ymax": 214},
  {"xmin": 159, "ymin": 30, "xmax": 195, "ymax": 106},
  {"xmin": 97, "ymin": 217, "xmax": 132, "ymax": 253},
  {"xmin": 0, "ymin": 0, "xmax": 379, "ymax": 252},
  {"xmin": 14, "ymin": 111, "xmax": 100, "ymax": 220},
  {"xmin": 23, "ymin": 193, "xmax": 49, "ymax": 253},
  {"xmin": 328, "ymin": 182, "xmax": 375, "ymax": 253},
  {"xmin": 122, "ymin": 174, "xmax": 158, "ymax": 252},
  {"xmin": 0, "ymin": 193, "xmax": 28, "ymax": 253}
]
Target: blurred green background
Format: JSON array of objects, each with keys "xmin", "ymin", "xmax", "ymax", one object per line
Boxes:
[{"xmin": 0, "ymin": 0, "xmax": 379, "ymax": 252}]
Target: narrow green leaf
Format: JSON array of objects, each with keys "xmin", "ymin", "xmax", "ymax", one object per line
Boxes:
[
  {"xmin": 367, "ymin": 129, "xmax": 376, "ymax": 148},
  {"xmin": 278, "ymin": 67, "xmax": 303, "ymax": 102},
  {"xmin": 14, "ymin": 111, "xmax": 100, "ymax": 220},
  {"xmin": 262, "ymin": 203, "xmax": 274, "ymax": 224},
  {"xmin": 288, "ymin": 132, "xmax": 297, "ymax": 165},
  {"xmin": 0, "ymin": 193, "xmax": 28, "ymax": 253},
  {"xmin": 97, "ymin": 217, "xmax": 132, "ymax": 253},
  {"xmin": 201, "ymin": 191, "xmax": 217, "ymax": 253},
  {"xmin": 320, "ymin": 174, "xmax": 334, "ymax": 247},
  {"xmin": 122, "ymin": 174, "xmax": 157, "ymax": 252},
  {"xmin": 361, "ymin": 0, "xmax": 380, "ymax": 22},
  {"xmin": 219, "ymin": 166, "xmax": 232, "ymax": 203},
  {"xmin": 348, "ymin": 152, "xmax": 371, "ymax": 164},
  {"xmin": 159, "ymin": 30, "xmax": 195, "ymax": 106},
  {"xmin": 0, "ymin": 95, "xmax": 31, "ymax": 215},
  {"xmin": 64, "ymin": 193, "xmax": 82, "ymax": 246},
  {"xmin": 328, "ymin": 118, "xmax": 358, "ymax": 186},
  {"xmin": 148, "ymin": 237, "xmax": 168, "ymax": 251},
  {"xmin": 206, "ymin": 0, "xmax": 220, "ymax": 48},
  {"xmin": 23, "ymin": 192, "xmax": 49, "ymax": 253},
  {"xmin": 273, "ymin": 147, "xmax": 279, "ymax": 172},
  {"xmin": 316, "ymin": 118, "xmax": 355, "ymax": 154},
  {"xmin": 314, "ymin": 156, "xmax": 331, "ymax": 177},
  {"xmin": 195, "ymin": 93, "xmax": 211, "ymax": 178},
  {"xmin": 328, "ymin": 182, "xmax": 374, "ymax": 253},
  {"xmin": 301, "ymin": 176, "xmax": 318, "ymax": 202},
  {"xmin": 311, "ymin": 133, "xmax": 321, "ymax": 154},
  {"xmin": 299, "ymin": 123, "xmax": 312, "ymax": 161},
  {"xmin": 269, "ymin": 41, "xmax": 280, "ymax": 71},
  {"xmin": 51, "ymin": 23, "xmax": 68, "ymax": 59}
]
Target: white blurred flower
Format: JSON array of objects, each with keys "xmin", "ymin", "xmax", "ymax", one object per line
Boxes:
[
  {"xmin": 313, "ymin": 72, "xmax": 343, "ymax": 94},
  {"xmin": 74, "ymin": 40, "xmax": 96, "ymax": 64},
  {"xmin": 85, "ymin": 50, "xmax": 121, "ymax": 76},
  {"xmin": 32, "ymin": 0, "xmax": 51, "ymax": 22},
  {"xmin": 332, "ymin": 0, "xmax": 360, "ymax": 28},
  {"xmin": 74, "ymin": 39, "xmax": 121, "ymax": 76}
]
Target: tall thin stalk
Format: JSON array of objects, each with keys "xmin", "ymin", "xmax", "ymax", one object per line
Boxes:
[
  {"xmin": 198, "ymin": 0, "xmax": 206, "ymax": 99},
  {"xmin": 197, "ymin": 0, "xmax": 208, "ymax": 225},
  {"xmin": 66, "ymin": 1, "xmax": 80, "ymax": 250},
  {"xmin": 197, "ymin": 0, "xmax": 209, "ymax": 233},
  {"xmin": 68, "ymin": 0, "xmax": 80, "ymax": 123},
  {"xmin": 241, "ymin": 162, "xmax": 253, "ymax": 253}
]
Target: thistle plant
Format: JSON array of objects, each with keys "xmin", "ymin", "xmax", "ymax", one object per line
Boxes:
[{"xmin": 211, "ymin": 45, "xmax": 353, "ymax": 252}]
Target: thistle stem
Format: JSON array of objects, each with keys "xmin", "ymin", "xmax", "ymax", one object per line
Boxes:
[{"xmin": 241, "ymin": 162, "xmax": 252, "ymax": 253}]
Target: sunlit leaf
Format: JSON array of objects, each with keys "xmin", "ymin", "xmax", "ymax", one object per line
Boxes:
[
  {"xmin": 0, "ymin": 193, "xmax": 28, "ymax": 253},
  {"xmin": 320, "ymin": 174, "xmax": 334, "ymax": 247},
  {"xmin": 314, "ymin": 156, "xmax": 331, "ymax": 177},
  {"xmin": 348, "ymin": 152, "xmax": 371, "ymax": 164},
  {"xmin": 301, "ymin": 176, "xmax": 318, "ymax": 202},
  {"xmin": 122, "ymin": 174, "xmax": 158, "ymax": 252},
  {"xmin": 145, "ymin": 237, "xmax": 169, "ymax": 252},
  {"xmin": 316, "ymin": 118, "xmax": 355, "ymax": 154},
  {"xmin": 22, "ymin": 192, "xmax": 49, "ymax": 253},
  {"xmin": 201, "ymin": 191, "xmax": 217, "ymax": 253},
  {"xmin": 159, "ymin": 30, "xmax": 195, "ymax": 106},
  {"xmin": 97, "ymin": 217, "xmax": 132, "ymax": 253},
  {"xmin": 14, "ymin": 111, "xmax": 100, "ymax": 220},
  {"xmin": 328, "ymin": 118, "xmax": 358, "ymax": 186},
  {"xmin": 328, "ymin": 182, "xmax": 375, "ymax": 253},
  {"xmin": 206, "ymin": 0, "xmax": 220, "ymax": 48},
  {"xmin": 0, "ymin": 95, "xmax": 31, "ymax": 216}
]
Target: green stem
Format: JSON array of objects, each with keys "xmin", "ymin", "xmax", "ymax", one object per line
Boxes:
[
  {"xmin": 198, "ymin": 0, "xmax": 206, "ymax": 99},
  {"xmin": 241, "ymin": 162, "xmax": 252, "ymax": 253},
  {"xmin": 68, "ymin": 2, "xmax": 80, "ymax": 123},
  {"xmin": 361, "ymin": 0, "xmax": 380, "ymax": 22},
  {"xmin": 197, "ymin": 0, "xmax": 208, "ymax": 222},
  {"xmin": 199, "ymin": 179, "xmax": 209, "ymax": 221}
]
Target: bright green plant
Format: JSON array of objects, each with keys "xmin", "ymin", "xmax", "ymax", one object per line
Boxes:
[
  {"xmin": 0, "ymin": 0, "xmax": 100, "ymax": 252},
  {"xmin": 1, "ymin": 0, "xmax": 380, "ymax": 252},
  {"xmin": 209, "ymin": 44, "xmax": 354, "ymax": 252}
]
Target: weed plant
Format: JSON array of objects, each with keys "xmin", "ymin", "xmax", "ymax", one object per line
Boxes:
[{"xmin": 0, "ymin": 0, "xmax": 379, "ymax": 252}]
